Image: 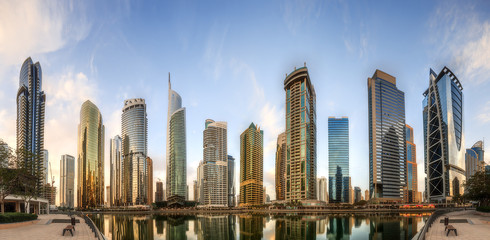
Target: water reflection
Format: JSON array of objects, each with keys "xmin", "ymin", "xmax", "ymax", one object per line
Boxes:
[{"xmin": 89, "ymin": 213, "xmax": 428, "ymax": 240}]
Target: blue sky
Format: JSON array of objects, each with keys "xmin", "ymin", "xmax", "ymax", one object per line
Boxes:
[{"xmin": 1, "ymin": 0, "xmax": 490, "ymax": 204}]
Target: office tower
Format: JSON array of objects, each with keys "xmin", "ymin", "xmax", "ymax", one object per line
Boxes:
[
  {"xmin": 365, "ymin": 190, "xmax": 369, "ymax": 201},
  {"xmin": 77, "ymin": 100, "xmax": 105, "ymax": 209},
  {"xmin": 423, "ymin": 67, "xmax": 465, "ymax": 202},
  {"xmin": 106, "ymin": 186, "xmax": 110, "ymax": 207},
  {"xmin": 60, "ymin": 154, "xmax": 75, "ymax": 208},
  {"xmin": 239, "ymin": 123, "xmax": 264, "ymax": 206},
  {"xmin": 193, "ymin": 180, "xmax": 198, "ymax": 201},
  {"xmin": 228, "ymin": 155, "xmax": 236, "ymax": 207},
  {"xmin": 368, "ymin": 69, "xmax": 406, "ymax": 201},
  {"xmin": 328, "ymin": 117, "xmax": 349, "ymax": 203},
  {"xmin": 17, "ymin": 57, "xmax": 46, "ymax": 195},
  {"xmin": 199, "ymin": 119, "xmax": 228, "ymax": 206},
  {"xmin": 349, "ymin": 181, "xmax": 354, "ymax": 204},
  {"xmin": 466, "ymin": 141, "xmax": 485, "ymax": 179},
  {"xmin": 405, "ymin": 125, "xmax": 418, "ymax": 203},
  {"xmin": 42, "ymin": 150, "xmax": 48, "ymax": 185},
  {"xmin": 186, "ymin": 185, "xmax": 189, "ymax": 200},
  {"xmin": 354, "ymin": 187, "xmax": 361, "ymax": 203},
  {"xmin": 110, "ymin": 135, "xmax": 122, "ymax": 207},
  {"xmin": 147, "ymin": 157, "xmax": 153, "ymax": 205},
  {"xmin": 166, "ymin": 75, "xmax": 187, "ymax": 199},
  {"xmin": 317, "ymin": 177, "xmax": 327, "ymax": 202},
  {"xmin": 284, "ymin": 65, "xmax": 317, "ymax": 201},
  {"xmin": 155, "ymin": 181, "xmax": 164, "ymax": 202},
  {"xmin": 122, "ymin": 98, "xmax": 148, "ymax": 205},
  {"xmin": 275, "ymin": 132, "xmax": 286, "ymax": 201}
]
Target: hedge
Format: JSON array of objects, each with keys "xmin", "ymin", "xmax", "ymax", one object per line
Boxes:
[
  {"xmin": 476, "ymin": 206, "xmax": 490, "ymax": 213},
  {"xmin": 0, "ymin": 212, "xmax": 38, "ymax": 223}
]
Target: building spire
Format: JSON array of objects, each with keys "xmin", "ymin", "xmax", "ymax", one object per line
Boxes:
[{"xmin": 168, "ymin": 72, "xmax": 171, "ymax": 90}]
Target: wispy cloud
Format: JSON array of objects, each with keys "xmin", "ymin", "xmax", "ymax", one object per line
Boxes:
[
  {"xmin": 202, "ymin": 23, "xmax": 229, "ymax": 80},
  {"xmin": 281, "ymin": 0, "xmax": 324, "ymax": 34},
  {"xmin": 477, "ymin": 100, "xmax": 490, "ymax": 123}
]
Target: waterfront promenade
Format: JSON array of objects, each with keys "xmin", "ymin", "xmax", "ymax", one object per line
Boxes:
[
  {"xmin": 426, "ymin": 210, "xmax": 490, "ymax": 240},
  {"xmin": 0, "ymin": 214, "xmax": 98, "ymax": 240}
]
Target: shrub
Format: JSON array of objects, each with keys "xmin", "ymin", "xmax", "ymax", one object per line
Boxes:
[
  {"xmin": 0, "ymin": 212, "xmax": 38, "ymax": 223},
  {"xmin": 476, "ymin": 206, "xmax": 490, "ymax": 213}
]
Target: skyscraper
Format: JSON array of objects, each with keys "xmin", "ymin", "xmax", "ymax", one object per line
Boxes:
[
  {"xmin": 60, "ymin": 154, "xmax": 75, "ymax": 208},
  {"xmin": 110, "ymin": 135, "xmax": 122, "ymax": 207},
  {"xmin": 328, "ymin": 117, "xmax": 349, "ymax": 203},
  {"xmin": 42, "ymin": 149, "xmax": 48, "ymax": 185},
  {"xmin": 275, "ymin": 132, "xmax": 286, "ymax": 201},
  {"xmin": 423, "ymin": 67, "xmax": 465, "ymax": 202},
  {"xmin": 77, "ymin": 100, "xmax": 105, "ymax": 209},
  {"xmin": 368, "ymin": 69, "xmax": 406, "ymax": 202},
  {"xmin": 199, "ymin": 119, "xmax": 228, "ymax": 206},
  {"xmin": 405, "ymin": 125, "xmax": 418, "ymax": 203},
  {"xmin": 284, "ymin": 65, "xmax": 317, "ymax": 201},
  {"xmin": 147, "ymin": 157, "xmax": 153, "ymax": 205},
  {"xmin": 239, "ymin": 123, "xmax": 264, "ymax": 206},
  {"xmin": 317, "ymin": 177, "xmax": 327, "ymax": 202},
  {"xmin": 193, "ymin": 180, "xmax": 198, "ymax": 201},
  {"xmin": 465, "ymin": 141, "xmax": 485, "ymax": 179},
  {"xmin": 228, "ymin": 155, "xmax": 236, "ymax": 207},
  {"xmin": 166, "ymin": 75, "xmax": 187, "ymax": 199},
  {"xmin": 354, "ymin": 187, "xmax": 361, "ymax": 203},
  {"xmin": 122, "ymin": 98, "xmax": 148, "ymax": 205},
  {"xmin": 155, "ymin": 181, "xmax": 164, "ymax": 202},
  {"xmin": 17, "ymin": 57, "xmax": 46, "ymax": 195}
]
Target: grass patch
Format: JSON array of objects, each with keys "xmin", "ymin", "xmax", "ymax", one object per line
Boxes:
[{"xmin": 0, "ymin": 212, "xmax": 38, "ymax": 223}]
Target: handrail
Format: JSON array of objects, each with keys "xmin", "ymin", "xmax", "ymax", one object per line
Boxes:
[
  {"xmin": 414, "ymin": 208, "xmax": 464, "ymax": 240},
  {"xmin": 78, "ymin": 212, "xmax": 107, "ymax": 240}
]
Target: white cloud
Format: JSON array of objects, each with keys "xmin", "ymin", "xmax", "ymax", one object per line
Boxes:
[
  {"xmin": 477, "ymin": 101, "xmax": 490, "ymax": 123},
  {"xmin": 281, "ymin": 0, "xmax": 324, "ymax": 34}
]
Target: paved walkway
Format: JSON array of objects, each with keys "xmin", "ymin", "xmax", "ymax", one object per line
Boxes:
[
  {"xmin": 0, "ymin": 214, "xmax": 98, "ymax": 240},
  {"xmin": 426, "ymin": 210, "xmax": 490, "ymax": 240}
]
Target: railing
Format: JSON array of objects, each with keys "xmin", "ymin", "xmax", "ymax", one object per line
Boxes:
[
  {"xmin": 414, "ymin": 208, "xmax": 464, "ymax": 240},
  {"xmin": 79, "ymin": 212, "xmax": 107, "ymax": 240}
]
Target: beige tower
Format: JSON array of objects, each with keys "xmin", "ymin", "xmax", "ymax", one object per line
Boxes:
[{"xmin": 239, "ymin": 123, "xmax": 264, "ymax": 206}]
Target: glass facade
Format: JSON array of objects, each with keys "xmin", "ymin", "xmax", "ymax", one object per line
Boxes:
[
  {"xmin": 275, "ymin": 132, "xmax": 286, "ymax": 201},
  {"xmin": 239, "ymin": 123, "xmax": 264, "ymax": 206},
  {"xmin": 122, "ymin": 98, "xmax": 148, "ymax": 205},
  {"xmin": 284, "ymin": 66, "xmax": 317, "ymax": 201},
  {"xmin": 368, "ymin": 70, "xmax": 406, "ymax": 201},
  {"xmin": 77, "ymin": 100, "xmax": 105, "ymax": 209},
  {"xmin": 466, "ymin": 141, "xmax": 484, "ymax": 180},
  {"xmin": 328, "ymin": 117, "xmax": 349, "ymax": 203},
  {"xmin": 423, "ymin": 67, "xmax": 465, "ymax": 202},
  {"xmin": 17, "ymin": 57, "xmax": 46, "ymax": 195},
  {"xmin": 110, "ymin": 135, "xmax": 122, "ymax": 206},
  {"xmin": 60, "ymin": 154, "xmax": 75, "ymax": 208},
  {"xmin": 228, "ymin": 155, "xmax": 235, "ymax": 207},
  {"xmin": 405, "ymin": 125, "xmax": 417, "ymax": 203},
  {"xmin": 166, "ymin": 79, "xmax": 187, "ymax": 199}
]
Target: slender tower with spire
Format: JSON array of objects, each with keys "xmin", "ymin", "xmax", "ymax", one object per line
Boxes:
[{"xmin": 166, "ymin": 73, "xmax": 187, "ymax": 199}]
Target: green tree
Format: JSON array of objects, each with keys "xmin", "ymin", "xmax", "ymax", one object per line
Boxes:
[
  {"xmin": 0, "ymin": 142, "xmax": 17, "ymax": 214},
  {"xmin": 464, "ymin": 171, "xmax": 490, "ymax": 206}
]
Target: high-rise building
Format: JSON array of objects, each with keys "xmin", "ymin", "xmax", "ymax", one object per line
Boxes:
[
  {"xmin": 349, "ymin": 181, "xmax": 354, "ymax": 204},
  {"xmin": 193, "ymin": 180, "xmax": 198, "ymax": 201},
  {"xmin": 42, "ymin": 150, "xmax": 48, "ymax": 185},
  {"xmin": 284, "ymin": 65, "xmax": 317, "ymax": 201},
  {"xmin": 147, "ymin": 157, "xmax": 153, "ymax": 205},
  {"xmin": 122, "ymin": 98, "xmax": 148, "ymax": 205},
  {"xmin": 110, "ymin": 135, "xmax": 122, "ymax": 207},
  {"xmin": 199, "ymin": 119, "xmax": 228, "ymax": 206},
  {"xmin": 423, "ymin": 67, "xmax": 465, "ymax": 202},
  {"xmin": 166, "ymin": 75, "xmax": 187, "ymax": 199},
  {"xmin": 317, "ymin": 177, "xmax": 327, "ymax": 202},
  {"xmin": 239, "ymin": 123, "xmax": 264, "ymax": 206},
  {"xmin": 155, "ymin": 181, "xmax": 164, "ymax": 202},
  {"xmin": 275, "ymin": 132, "xmax": 286, "ymax": 201},
  {"xmin": 17, "ymin": 57, "xmax": 46, "ymax": 195},
  {"xmin": 365, "ymin": 190, "xmax": 369, "ymax": 201},
  {"xmin": 466, "ymin": 141, "xmax": 485, "ymax": 180},
  {"xmin": 368, "ymin": 70, "xmax": 406, "ymax": 202},
  {"xmin": 106, "ymin": 186, "xmax": 110, "ymax": 207},
  {"xmin": 60, "ymin": 154, "xmax": 75, "ymax": 208},
  {"xmin": 328, "ymin": 117, "xmax": 349, "ymax": 203},
  {"xmin": 405, "ymin": 125, "xmax": 418, "ymax": 203},
  {"xmin": 354, "ymin": 187, "xmax": 361, "ymax": 203},
  {"xmin": 228, "ymin": 155, "xmax": 236, "ymax": 207},
  {"xmin": 77, "ymin": 100, "xmax": 105, "ymax": 209}
]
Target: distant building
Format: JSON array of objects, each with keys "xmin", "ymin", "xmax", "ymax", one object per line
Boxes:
[
  {"xmin": 42, "ymin": 149, "xmax": 48, "ymax": 185},
  {"xmin": 110, "ymin": 135, "xmax": 122, "ymax": 207},
  {"xmin": 317, "ymin": 177, "xmax": 327, "ymax": 202},
  {"xmin": 147, "ymin": 157, "xmax": 153, "ymax": 205},
  {"xmin": 239, "ymin": 123, "xmax": 264, "ymax": 206},
  {"xmin": 349, "ymin": 181, "xmax": 354, "ymax": 204},
  {"xmin": 365, "ymin": 190, "xmax": 369, "ymax": 202},
  {"xmin": 228, "ymin": 155, "xmax": 236, "ymax": 207},
  {"xmin": 354, "ymin": 187, "xmax": 361, "ymax": 203},
  {"xmin": 466, "ymin": 141, "xmax": 485, "ymax": 180},
  {"xmin": 106, "ymin": 186, "xmax": 110, "ymax": 207},
  {"xmin": 193, "ymin": 180, "xmax": 198, "ymax": 201},
  {"xmin": 60, "ymin": 154, "xmax": 75, "ymax": 208},
  {"xmin": 328, "ymin": 117, "xmax": 349, "ymax": 203},
  {"xmin": 155, "ymin": 181, "xmax": 164, "ymax": 202},
  {"xmin": 405, "ymin": 125, "xmax": 418, "ymax": 203},
  {"xmin": 275, "ymin": 132, "xmax": 286, "ymax": 201}
]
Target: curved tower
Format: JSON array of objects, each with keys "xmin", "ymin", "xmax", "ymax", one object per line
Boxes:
[
  {"xmin": 122, "ymin": 98, "xmax": 148, "ymax": 205},
  {"xmin": 17, "ymin": 57, "xmax": 46, "ymax": 194},
  {"xmin": 423, "ymin": 67, "xmax": 465, "ymax": 202},
  {"xmin": 166, "ymin": 74, "xmax": 187, "ymax": 199},
  {"xmin": 77, "ymin": 100, "xmax": 104, "ymax": 209}
]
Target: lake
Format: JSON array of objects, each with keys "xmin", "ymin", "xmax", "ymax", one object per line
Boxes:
[{"xmin": 89, "ymin": 212, "xmax": 429, "ymax": 240}]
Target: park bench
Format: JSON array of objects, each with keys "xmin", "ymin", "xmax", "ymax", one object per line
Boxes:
[
  {"xmin": 446, "ymin": 225, "xmax": 457, "ymax": 236},
  {"xmin": 62, "ymin": 225, "xmax": 75, "ymax": 236}
]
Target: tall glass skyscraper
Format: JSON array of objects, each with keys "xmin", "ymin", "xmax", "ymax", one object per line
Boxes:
[
  {"xmin": 110, "ymin": 135, "xmax": 122, "ymax": 206},
  {"xmin": 466, "ymin": 141, "xmax": 485, "ymax": 179},
  {"xmin": 275, "ymin": 132, "xmax": 286, "ymax": 201},
  {"xmin": 60, "ymin": 154, "xmax": 75, "ymax": 208},
  {"xmin": 166, "ymin": 76, "xmax": 187, "ymax": 199},
  {"xmin": 239, "ymin": 123, "xmax": 264, "ymax": 206},
  {"xmin": 368, "ymin": 70, "xmax": 406, "ymax": 201},
  {"xmin": 328, "ymin": 117, "xmax": 349, "ymax": 203},
  {"xmin": 228, "ymin": 155, "xmax": 235, "ymax": 207},
  {"xmin": 122, "ymin": 98, "xmax": 148, "ymax": 205},
  {"xmin": 77, "ymin": 100, "xmax": 105, "ymax": 209},
  {"xmin": 284, "ymin": 65, "xmax": 317, "ymax": 201},
  {"xmin": 17, "ymin": 57, "xmax": 46, "ymax": 195},
  {"xmin": 405, "ymin": 125, "xmax": 418, "ymax": 203},
  {"xmin": 423, "ymin": 67, "xmax": 465, "ymax": 202}
]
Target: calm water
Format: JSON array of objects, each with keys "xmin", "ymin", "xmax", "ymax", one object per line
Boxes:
[{"xmin": 89, "ymin": 213, "xmax": 429, "ymax": 240}]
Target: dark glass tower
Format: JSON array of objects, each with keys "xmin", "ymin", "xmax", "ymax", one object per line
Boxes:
[
  {"xmin": 368, "ymin": 70, "xmax": 406, "ymax": 202},
  {"xmin": 328, "ymin": 117, "xmax": 349, "ymax": 203},
  {"xmin": 17, "ymin": 57, "xmax": 46, "ymax": 195}
]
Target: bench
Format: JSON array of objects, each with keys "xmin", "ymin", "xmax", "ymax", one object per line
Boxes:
[
  {"xmin": 446, "ymin": 225, "xmax": 457, "ymax": 236},
  {"xmin": 62, "ymin": 225, "xmax": 75, "ymax": 236}
]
